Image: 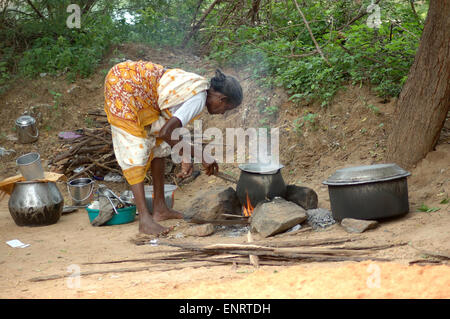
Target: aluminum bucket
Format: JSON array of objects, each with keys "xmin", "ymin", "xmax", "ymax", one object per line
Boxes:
[
  {"xmin": 15, "ymin": 115, "xmax": 39, "ymax": 144},
  {"xmin": 67, "ymin": 178, "xmax": 95, "ymax": 206},
  {"xmin": 16, "ymin": 152, "xmax": 45, "ymax": 180}
]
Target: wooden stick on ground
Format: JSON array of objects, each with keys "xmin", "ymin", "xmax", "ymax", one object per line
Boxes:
[
  {"xmin": 247, "ymin": 230, "xmax": 260, "ymax": 268},
  {"xmin": 213, "ymin": 171, "xmax": 238, "ymax": 184},
  {"xmin": 28, "ymin": 262, "xmax": 223, "ymax": 283}
]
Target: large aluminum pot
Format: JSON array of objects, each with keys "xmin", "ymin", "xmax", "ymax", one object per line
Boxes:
[
  {"xmin": 15, "ymin": 115, "xmax": 39, "ymax": 144},
  {"xmin": 323, "ymin": 163, "xmax": 411, "ymax": 221},
  {"xmin": 236, "ymin": 163, "xmax": 286, "ymax": 208},
  {"xmin": 8, "ymin": 181, "xmax": 64, "ymax": 226}
]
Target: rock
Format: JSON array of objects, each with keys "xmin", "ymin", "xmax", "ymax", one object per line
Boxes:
[
  {"xmin": 0, "ymin": 147, "xmax": 15, "ymax": 157},
  {"xmin": 341, "ymin": 218, "xmax": 378, "ymax": 233},
  {"xmin": 306, "ymin": 208, "xmax": 336, "ymax": 229},
  {"xmin": 184, "ymin": 186, "xmax": 241, "ymax": 221},
  {"xmin": 5, "ymin": 134, "xmax": 18, "ymax": 142},
  {"xmin": 250, "ymin": 197, "xmax": 307, "ymax": 238},
  {"xmin": 66, "ymin": 85, "xmax": 80, "ymax": 94},
  {"xmin": 183, "ymin": 223, "xmax": 215, "ymax": 237},
  {"xmin": 284, "ymin": 185, "xmax": 318, "ymax": 209}
]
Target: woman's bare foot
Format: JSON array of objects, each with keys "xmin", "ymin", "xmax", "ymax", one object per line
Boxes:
[
  {"xmin": 138, "ymin": 211, "xmax": 169, "ymax": 235},
  {"xmin": 153, "ymin": 205, "xmax": 183, "ymax": 222}
]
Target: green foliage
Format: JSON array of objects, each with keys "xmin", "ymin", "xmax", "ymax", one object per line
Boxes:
[
  {"xmin": 293, "ymin": 112, "xmax": 318, "ymax": 135},
  {"xmin": 417, "ymin": 204, "xmax": 440, "ymax": 213},
  {"xmin": 0, "ymin": 0, "xmax": 428, "ymax": 109},
  {"xmin": 127, "ymin": 0, "xmax": 200, "ymax": 46},
  {"xmin": 18, "ymin": 15, "xmax": 124, "ymax": 79},
  {"xmin": 1, "ymin": 0, "xmax": 126, "ymax": 82},
  {"xmin": 0, "ymin": 61, "xmax": 10, "ymax": 94},
  {"xmin": 205, "ymin": 0, "xmax": 426, "ymax": 105},
  {"xmin": 49, "ymin": 90, "xmax": 62, "ymax": 110}
]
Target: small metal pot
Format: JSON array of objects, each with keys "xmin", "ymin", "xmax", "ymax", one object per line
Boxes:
[
  {"xmin": 16, "ymin": 152, "xmax": 45, "ymax": 180},
  {"xmin": 323, "ymin": 164, "xmax": 411, "ymax": 221},
  {"xmin": 8, "ymin": 181, "xmax": 64, "ymax": 226},
  {"xmin": 236, "ymin": 163, "xmax": 286, "ymax": 208},
  {"xmin": 67, "ymin": 178, "xmax": 95, "ymax": 206},
  {"xmin": 15, "ymin": 115, "xmax": 39, "ymax": 144}
]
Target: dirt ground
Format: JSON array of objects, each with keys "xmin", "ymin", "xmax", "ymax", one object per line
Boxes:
[{"xmin": 0, "ymin": 43, "xmax": 449, "ymax": 299}]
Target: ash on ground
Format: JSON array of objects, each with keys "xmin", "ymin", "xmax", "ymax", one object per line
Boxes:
[
  {"xmin": 306, "ymin": 208, "xmax": 336, "ymax": 230},
  {"xmin": 216, "ymin": 225, "xmax": 250, "ymax": 237}
]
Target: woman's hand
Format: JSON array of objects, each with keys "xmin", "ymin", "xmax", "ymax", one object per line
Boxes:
[
  {"xmin": 176, "ymin": 162, "xmax": 193, "ymax": 178},
  {"xmin": 202, "ymin": 155, "xmax": 219, "ymax": 176}
]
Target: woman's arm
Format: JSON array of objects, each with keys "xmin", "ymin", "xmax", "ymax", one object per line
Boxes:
[
  {"xmin": 158, "ymin": 117, "xmax": 183, "ymax": 147},
  {"xmin": 158, "ymin": 117, "xmax": 218, "ymax": 175}
]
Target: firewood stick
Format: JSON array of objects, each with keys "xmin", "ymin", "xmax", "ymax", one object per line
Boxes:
[
  {"xmin": 221, "ymin": 213, "xmax": 247, "ymax": 219},
  {"xmin": 69, "ymin": 163, "xmax": 96, "ymax": 179},
  {"xmin": 213, "ymin": 171, "xmax": 238, "ymax": 184},
  {"xmin": 68, "ymin": 154, "xmax": 111, "ymax": 179},
  {"xmin": 87, "ymin": 111, "xmax": 107, "ymax": 117},
  {"xmin": 51, "ymin": 138, "xmax": 96, "ymax": 163},
  {"xmin": 83, "ymin": 131, "xmax": 112, "ymax": 145},
  {"xmin": 190, "ymin": 218, "xmax": 249, "ymax": 225},
  {"xmin": 247, "ymin": 230, "xmax": 260, "ymax": 268},
  {"xmin": 91, "ymin": 158, "xmax": 121, "ymax": 172},
  {"xmin": 28, "ymin": 262, "xmax": 222, "ymax": 283}
]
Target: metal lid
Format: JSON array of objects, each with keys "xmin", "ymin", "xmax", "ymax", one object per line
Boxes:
[
  {"xmin": 323, "ymin": 163, "xmax": 411, "ymax": 185},
  {"xmin": 15, "ymin": 115, "xmax": 36, "ymax": 126},
  {"xmin": 239, "ymin": 163, "xmax": 284, "ymax": 174}
]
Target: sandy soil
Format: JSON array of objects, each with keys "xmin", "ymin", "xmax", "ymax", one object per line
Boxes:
[{"xmin": 0, "ymin": 43, "xmax": 449, "ymax": 299}]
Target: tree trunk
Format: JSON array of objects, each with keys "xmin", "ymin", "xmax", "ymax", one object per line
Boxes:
[{"xmin": 386, "ymin": 0, "xmax": 450, "ymax": 169}]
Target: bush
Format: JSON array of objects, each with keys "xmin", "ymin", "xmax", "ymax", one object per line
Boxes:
[
  {"xmin": 18, "ymin": 15, "xmax": 123, "ymax": 79},
  {"xmin": 205, "ymin": 0, "xmax": 425, "ymax": 105}
]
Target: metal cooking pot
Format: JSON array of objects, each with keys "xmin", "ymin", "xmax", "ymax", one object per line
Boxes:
[
  {"xmin": 8, "ymin": 181, "xmax": 64, "ymax": 226},
  {"xmin": 323, "ymin": 163, "xmax": 411, "ymax": 221},
  {"xmin": 236, "ymin": 163, "xmax": 286, "ymax": 208},
  {"xmin": 15, "ymin": 115, "xmax": 39, "ymax": 144}
]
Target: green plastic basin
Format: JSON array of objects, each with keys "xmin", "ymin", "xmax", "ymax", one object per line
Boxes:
[{"xmin": 86, "ymin": 205, "xmax": 137, "ymax": 225}]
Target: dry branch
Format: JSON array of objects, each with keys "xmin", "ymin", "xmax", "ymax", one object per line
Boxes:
[
  {"xmin": 49, "ymin": 126, "xmax": 122, "ymax": 179},
  {"xmin": 151, "ymin": 239, "xmax": 397, "ymax": 263},
  {"xmin": 292, "ymin": 0, "xmax": 331, "ymax": 66},
  {"xmin": 181, "ymin": 0, "xmax": 222, "ymax": 48}
]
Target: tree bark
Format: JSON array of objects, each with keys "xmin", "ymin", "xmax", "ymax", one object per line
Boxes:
[
  {"xmin": 247, "ymin": 0, "xmax": 261, "ymax": 24},
  {"xmin": 386, "ymin": 0, "xmax": 450, "ymax": 169}
]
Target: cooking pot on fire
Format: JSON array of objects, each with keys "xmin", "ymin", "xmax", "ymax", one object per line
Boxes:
[{"xmin": 236, "ymin": 163, "xmax": 286, "ymax": 209}]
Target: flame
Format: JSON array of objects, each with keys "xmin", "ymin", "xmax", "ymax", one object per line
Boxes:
[{"xmin": 242, "ymin": 192, "xmax": 254, "ymax": 217}]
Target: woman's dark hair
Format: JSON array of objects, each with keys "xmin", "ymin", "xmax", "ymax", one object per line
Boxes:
[{"xmin": 210, "ymin": 69, "xmax": 243, "ymax": 107}]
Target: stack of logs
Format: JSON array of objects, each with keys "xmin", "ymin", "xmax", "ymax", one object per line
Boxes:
[
  {"xmin": 49, "ymin": 110, "xmax": 180, "ymax": 181},
  {"xmin": 49, "ymin": 125, "xmax": 121, "ymax": 180}
]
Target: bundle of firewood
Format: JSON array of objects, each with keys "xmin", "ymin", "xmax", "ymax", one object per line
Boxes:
[
  {"xmin": 49, "ymin": 126, "xmax": 121, "ymax": 180},
  {"xmin": 49, "ymin": 111, "xmax": 178, "ymax": 182}
]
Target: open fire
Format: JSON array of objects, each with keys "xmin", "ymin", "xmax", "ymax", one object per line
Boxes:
[{"xmin": 242, "ymin": 191, "xmax": 254, "ymax": 217}]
